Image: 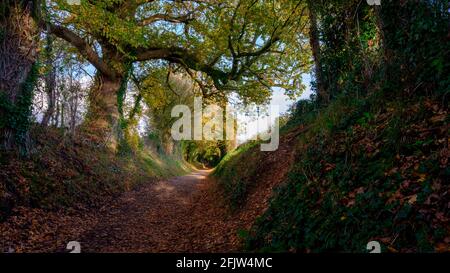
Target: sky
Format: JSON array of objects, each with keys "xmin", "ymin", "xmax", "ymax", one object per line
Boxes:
[{"xmin": 236, "ymin": 74, "xmax": 313, "ymax": 143}]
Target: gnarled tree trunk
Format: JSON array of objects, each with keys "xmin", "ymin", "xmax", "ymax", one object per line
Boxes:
[
  {"xmin": 0, "ymin": 0, "xmax": 40, "ymax": 151},
  {"xmin": 83, "ymin": 72, "xmax": 124, "ymax": 149},
  {"xmin": 76, "ymin": 43, "xmax": 129, "ymax": 151}
]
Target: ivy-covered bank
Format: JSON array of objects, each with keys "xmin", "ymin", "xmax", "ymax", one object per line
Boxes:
[{"xmin": 215, "ymin": 0, "xmax": 449, "ymax": 252}]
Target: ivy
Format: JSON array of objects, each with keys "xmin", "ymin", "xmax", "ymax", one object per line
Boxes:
[
  {"xmin": 117, "ymin": 63, "xmax": 135, "ymax": 155},
  {"xmin": 0, "ymin": 62, "xmax": 39, "ymax": 155}
]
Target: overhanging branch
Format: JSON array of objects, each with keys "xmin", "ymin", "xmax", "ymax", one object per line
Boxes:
[{"xmin": 46, "ymin": 23, "xmax": 116, "ymax": 79}]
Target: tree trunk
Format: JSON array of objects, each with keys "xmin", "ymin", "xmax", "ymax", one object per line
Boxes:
[
  {"xmin": 307, "ymin": 0, "xmax": 328, "ymax": 104},
  {"xmin": 54, "ymin": 91, "xmax": 60, "ymax": 126},
  {"xmin": 41, "ymin": 30, "xmax": 56, "ymax": 126},
  {"xmin": 83, "ymin": 73, "xmax": 123, "ymax": 149},
  {"xmin": 0, "ymin": 0, "xmax": 40, "ymax": 151},
  {"xmin": 60, "ymin": 96, "xmax": 65, "ymax": 128},
  {"xmin": 69, "ymin": 85, "xmax": 79, "ymax": 135}
]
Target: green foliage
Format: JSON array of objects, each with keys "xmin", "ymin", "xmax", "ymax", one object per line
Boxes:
[
  {"xmin": 138, "ymin": 65, "xmax": 234, "ymax": 166},
  {"xmin": 281, "ymin": 99, "xmax": 318, "ymax": 133},
  {"xmin": 49, "ymin": 0, "xmax": 310, "ymax": 104},
  {"xmin": 141, "ymin": 150, "xmax": 192, "ymax": 179},
  {"xmin": 380, "ymin": 0, "xmax": 450, "ymax": 98},
  {"xmin": 315, "ymin": 0, "xmax": 382, "ymax": 101},
  {"xmin": 182, "ymin": 140, "xmax": 226, "ymax": 167},
  {"xmin": 117, "ymin": 64, "xmax": 137, "ymax": 156}
]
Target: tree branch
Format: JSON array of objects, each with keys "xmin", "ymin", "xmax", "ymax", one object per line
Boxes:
[
  {"xmin": 46, "ymin": 23, "xmax": 116, "ymax": 79},
  {"xmin": 135, "ymin": 47, "xmax": 229, "ymax": 88}
]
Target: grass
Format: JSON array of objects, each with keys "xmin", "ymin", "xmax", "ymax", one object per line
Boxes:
[
  {"xmin": 0, "ymin": 126, "xmax": 193, "ymax": 220},
  {"xmin": 212, "ymin": 140, "xmax": 261, "ymax": 210}
]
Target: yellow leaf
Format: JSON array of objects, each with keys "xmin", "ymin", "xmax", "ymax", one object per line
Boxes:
[
  {"xmin": 408, "ymin": 194, "xmax": 417, "ymax": 204},
  {"xmin": 418, "ymin": 174, "xmax": 427, "ymax": 182},
  {"xmin": 387, "ymin": 246, "xmax": 398, "ymax": 253}
]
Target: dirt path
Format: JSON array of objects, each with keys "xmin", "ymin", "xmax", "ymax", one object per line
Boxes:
[
  {"xmin": 1, "ymin": 130, "xmax": 299, "ymax": 253},
  {"xmin": 76, "ymin": 128, "xmax": 303, "ymax": 253},
  {"xmin": 78, "ymin": 170, "xmax": 240, "ymax": 253}
]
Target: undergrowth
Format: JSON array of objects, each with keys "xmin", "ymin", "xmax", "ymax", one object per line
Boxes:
[{"xmin": 245, "ymin": 92, "xmax": 448, "ymax": 252}]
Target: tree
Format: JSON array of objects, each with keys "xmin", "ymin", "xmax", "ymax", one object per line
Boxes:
[
  {"xmin": 41, "ymin": 30, "xmax": 57, "ymax": 126},
  {"xmin": 0, "ymin": 0, "xmax": 41, "ymax": 152},
  {"xmin": 43, "ymin": 0, "xmax": 308, "ymax": 148},
  {"xmin": 140, "ymin": 65, "xmax": 193, "ymax": 155},
  {"xmin": 307, "ymin": 0, "xmax": 327, "ymax": 104}
]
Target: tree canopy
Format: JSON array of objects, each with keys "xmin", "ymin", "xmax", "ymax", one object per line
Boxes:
[{"xmin": 47, "ymin": 0, "xmax": 310, "ymax": 102}]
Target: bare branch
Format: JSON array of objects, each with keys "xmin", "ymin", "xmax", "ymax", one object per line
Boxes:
[{"xmin": 47, "ymin": 23, "xmax": 116, "ymax": 79}]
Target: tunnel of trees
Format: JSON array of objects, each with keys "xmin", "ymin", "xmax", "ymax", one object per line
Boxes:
[
  {"xmin": 1, "ymin": 0, "xmax": 308, "ymax": 155},
  {"xmin": 0, "ymin": 0, "xmax": 448, "ymax": 253}
]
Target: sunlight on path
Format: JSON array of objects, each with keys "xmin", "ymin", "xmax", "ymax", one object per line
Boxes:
[{"xmin": 78, "ymin": 169, "xmax": 226, "ymax": 253}]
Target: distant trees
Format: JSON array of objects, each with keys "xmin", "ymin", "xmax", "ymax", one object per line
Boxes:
[{"xmin": 33, "ymin": 38, "xmax": 89, "ymax": 135}]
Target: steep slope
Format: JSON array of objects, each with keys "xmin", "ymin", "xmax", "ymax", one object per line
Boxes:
[
  {"xmin": 213, "ymin": 0, "xmax": 449, "ymax": 253},
  {"xmin": 214, "ymin": 93, "xmax": 448, "ymax": 252}
]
